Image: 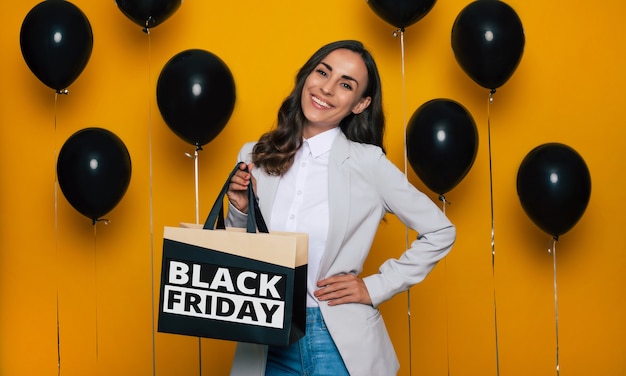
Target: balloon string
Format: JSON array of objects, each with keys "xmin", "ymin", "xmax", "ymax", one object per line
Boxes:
[
  {"xmin": 487, "ymin": 89, "xmax": 501, "ymax": 376},
  {"xmin": 56, "ymin": 293, "xmax": 61, "ymax": 376},
  {"xmin": 444, "ymin": 257, "xmax": 451, "ymax": 376},
  {"xmin": 438, "ymin": 194, "xmax": 451, "ymax": 376},
  {"xmin": 198, "ymin": 337, "xmax": 203, "ymax": 376},
  {"xmin": 93, "ymin": 225, "xmax": 99, "ymax": 361},
  {"xmin": 195, "ymin": 147, "xmax": 201, "ymax": 224},
  {"xmin": 147, "ymin": 32, "xmax": 157, "ymax": 376},
  {"xmin": 189, "ymin": 144, "xmax": 204, "ymax": 375},
  {"xmin": 196, "ymin": 146, "xmax": 203, "ymax": 375},
  {"xmin": 393, "ymin": 28, "xmax": 408, "ymax": 178},
  {"xmin": 54, "ymin": 92, "xmax": 62, "ymax": 376},
  {"xmin": 393, "ymin": 27, "xmax": 413, "ymax": 376},
  {"xmin": 548, "ymin": 236, "xmax": 560, "ymax": 376},
  {"xmin": 184, "ymin": 146, "xmax": 202, "ymax": 224}
]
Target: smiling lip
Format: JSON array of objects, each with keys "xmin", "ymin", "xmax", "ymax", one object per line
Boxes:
[{"xmin": 311, "ymin": 95, "xmax": 333, "ymax": 109}]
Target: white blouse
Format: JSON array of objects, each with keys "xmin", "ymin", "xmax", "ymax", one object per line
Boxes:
[{"xmin": 270, "ymin": 127, "xmax": 339, "ymax": 307}]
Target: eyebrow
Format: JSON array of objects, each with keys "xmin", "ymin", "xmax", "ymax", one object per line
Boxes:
[{"xmin": 320, "ymin": 62, "xmax": 360, "ymax": 87}]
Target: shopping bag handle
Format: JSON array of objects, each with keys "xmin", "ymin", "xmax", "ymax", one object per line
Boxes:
[{"xmin": 203, "ymin": 162, "xmax": 269, "ymax": 234}]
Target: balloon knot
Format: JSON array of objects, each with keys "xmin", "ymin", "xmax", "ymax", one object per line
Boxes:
[
  {"xmin": 553, "ymin": 235, "xmax": 559, "ymax": 242},
  {"xmin": 438, "ymin": 194, "xmax": 451, "ymax": 205},
  {"xmin": 93, "ymin": 218, "xmax": 110, "ymax": 226},
  {"xmin": 392, "ymin": 29, "xmax": 403, "ymax": 37},
  {"xmin": 195, "ymin": 144, "xmax": 203, "ymax": 152}
]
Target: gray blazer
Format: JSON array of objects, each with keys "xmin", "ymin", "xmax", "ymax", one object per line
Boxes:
[{"xmin": 227, "ymin": 131, "xmax": 455, "ymax": 376}]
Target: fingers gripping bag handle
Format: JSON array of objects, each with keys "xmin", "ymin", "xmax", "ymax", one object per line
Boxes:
[{"xmin": 203, "ymin": 162, "xmax": 268, "ymax": 234}]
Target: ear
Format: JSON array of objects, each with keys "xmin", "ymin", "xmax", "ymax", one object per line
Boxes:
[{"xmin": 352, "ymin": 96, "xmax": 371, "ymax": 115}]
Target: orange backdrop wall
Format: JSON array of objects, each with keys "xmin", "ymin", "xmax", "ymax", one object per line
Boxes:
[{"xmin": 1, "ymin": 1, "xmax": 625, "ymax": 375}]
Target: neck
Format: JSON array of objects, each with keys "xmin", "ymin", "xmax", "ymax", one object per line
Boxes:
[{"xmin": 303, "ymin": 124, "xmax": 338, "ymax": 139}]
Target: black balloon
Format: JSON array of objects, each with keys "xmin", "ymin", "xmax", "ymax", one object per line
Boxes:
[
  {"xmin": 20, "ymin": 0, "xmax": 93, "ymax": 93},
  {"xmin": 367, "ymin": 0, "xmax": 436, "ymax": 29},
  {"xmin": 451, "ymin": 0, "xmax": 524, "ymax": 89},
  {"xmin": 115, "ymin": 0, "xmax": 181, "ymax": 30},
  {"xmin": 517, "ymin": 143, "xmax": 591, "ymax": 237},
  {"xmin": 57, "ymin": 128, "xmax": 132, "ymax": 224},
  {"xmin": 406, "ymin": 99, "xmax": 478, "ymax": 195},
  {"xmin": 157, "ymin": 49, "xmax": 236, "ymax": 147}
]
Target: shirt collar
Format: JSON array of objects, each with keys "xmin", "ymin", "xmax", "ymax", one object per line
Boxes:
[{"xmin": 303, "ymin": 127, "xmax": 340, "ymax": 158}]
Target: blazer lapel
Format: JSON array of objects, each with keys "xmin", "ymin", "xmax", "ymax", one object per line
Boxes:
[
  {"xmin": 255, "ymin": 169, "xmax": 280, "ymax": 226},
  {"xmin": 318, "ymin": 132, "xmax": 351, "ymax": 278},
  {"xmin": 255, "ymin": 133, "xmax": 351, "ymax": 280}
]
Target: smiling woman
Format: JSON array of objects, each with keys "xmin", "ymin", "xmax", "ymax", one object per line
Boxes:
[
  {"xmin": 224, "ymin": 40, "xmax": 455, "ymax": 376},
  {"xmin": 301, "ymin": 49, "xmax": 372, "ymax": 138},
  {"xmin": 244, "ymin": 40, "xmax": 386, "ymax": 177}
]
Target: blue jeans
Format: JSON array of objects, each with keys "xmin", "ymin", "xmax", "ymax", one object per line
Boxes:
[{"xmin": 265, "ymin": 307, "xmax": 350, "ymax": 376}]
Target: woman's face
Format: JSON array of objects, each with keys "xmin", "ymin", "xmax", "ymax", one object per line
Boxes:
[{"xmin": 301, "ymin": 48, "xmax": 372, "ymax": 138}]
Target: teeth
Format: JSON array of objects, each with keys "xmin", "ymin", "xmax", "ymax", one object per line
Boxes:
[{"xmin": 312, "ymin": 96, "xmax": 331, "ymax": 108}]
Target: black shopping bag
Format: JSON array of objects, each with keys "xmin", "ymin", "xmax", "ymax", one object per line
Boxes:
[{"xmin": 158, "ymin": 163, "xmax": 308, "ymax": 346}]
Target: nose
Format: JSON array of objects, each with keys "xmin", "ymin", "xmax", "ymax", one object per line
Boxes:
[{"xmin": 320, "ymin": 81, "xmax": 333, "ymax": 95}]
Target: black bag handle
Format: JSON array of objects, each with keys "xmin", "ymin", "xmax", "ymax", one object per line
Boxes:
[{"xmin": 203, "ymin": 162, "xmax": 269, "ymax": 234}]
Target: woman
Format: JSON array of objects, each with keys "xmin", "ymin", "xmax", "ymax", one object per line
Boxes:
[{"xmin": 226, "ymin": 40, "xmax": 455, "ymax": 376}]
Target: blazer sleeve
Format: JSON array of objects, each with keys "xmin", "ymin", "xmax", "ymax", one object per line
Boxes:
[{"xmin": 362, "ymin": 152, "xmax": 456, "ymax": 308}]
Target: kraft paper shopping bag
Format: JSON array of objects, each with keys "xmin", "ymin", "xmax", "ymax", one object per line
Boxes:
[{"xmin": 158, "ymin": 163, "xmax": 308, "ymax": 345}]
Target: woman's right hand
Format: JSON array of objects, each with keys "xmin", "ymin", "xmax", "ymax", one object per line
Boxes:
[{"xmin": 226, "ymin": 162, "xmax": 255, "ymax": 213}]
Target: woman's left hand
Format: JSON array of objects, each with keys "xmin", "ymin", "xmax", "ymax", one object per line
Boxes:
[{"xmin": 314, "ymin": 274, "xmax": 372, "ymax": 306}]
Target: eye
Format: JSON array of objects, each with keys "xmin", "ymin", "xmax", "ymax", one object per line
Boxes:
[
  {"xmin": 341, "ymin": 82, "xmax": 353, "ymax": 91},
  {"xmin": 316, "ymin": 69, "xmax": 328, "ymax": 77}
]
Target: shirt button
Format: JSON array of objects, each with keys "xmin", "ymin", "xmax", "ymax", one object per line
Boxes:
[
  {"xmin": 297, "ymin": 190, "xmax": 302, "ymax": 195},
  {"xmin": 301, "ymin": 162, "xmax": 306, "ymax": 167},
  {"xmin": 289, "ymin": 214, "xmax": 295, "ymax": 220}
]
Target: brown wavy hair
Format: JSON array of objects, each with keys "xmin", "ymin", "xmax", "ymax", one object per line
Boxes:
[{"xmin": 252, "ymin": 40, "xmax": 385, "ymax": 176}]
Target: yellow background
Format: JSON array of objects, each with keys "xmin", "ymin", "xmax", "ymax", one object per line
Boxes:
[{"xmin": 1, "ymin": 0, "xmax": 625, "ymax": 375}]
